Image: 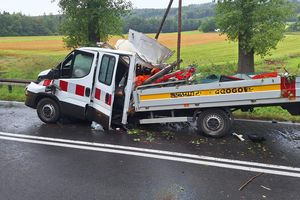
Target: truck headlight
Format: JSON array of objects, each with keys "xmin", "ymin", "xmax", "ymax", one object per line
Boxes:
[{"xmin": 25, "ymin": 87, "xmax": 28, "ymax": 96}]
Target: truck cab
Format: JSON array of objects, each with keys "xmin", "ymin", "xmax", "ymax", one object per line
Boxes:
[{"xmin": 25, "ymin": 47, "xmax": 136, "ymax": 130}]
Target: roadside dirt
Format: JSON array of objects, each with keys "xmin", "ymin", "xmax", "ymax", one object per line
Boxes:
[
  {"xmin": 0, "ymin": 33, "xmax": 227, "ymax": 52},
  {"xmin": 0, "ymin": 40, "xmax": 65, "ymax": 51},
  {"xmin": 109, "ymin": 33, "xmax": 227, "ymax": 48}
]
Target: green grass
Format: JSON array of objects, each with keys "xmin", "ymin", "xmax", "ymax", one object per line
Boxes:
[
  {"xmin": 0, "ymin": 54, "xmax": 64, "ymax": 79},
  {"xmin": 0, "ymin": 49, "xmax": 67, "ymax": 56},
  {"xmin": 0, "ymin": 86, "xmax": 26, "ymax": 102},
  {"xmin": 234, "ymin": 107, "xmax": 300, "ymax": 122},
  {"xmin": 1, "ymin": 32, "xmax": 300, "ymax": 122},
  {"xmin": 179, "ymin": 34, "xmax": 300, "ymax": 70},
  {"xmin": 0, "ymin": 54, "xmax": 63, "ymax": 102},
  {"xmin": 0, "ymin": 35, "xmax": 63, "ymax": 43}
]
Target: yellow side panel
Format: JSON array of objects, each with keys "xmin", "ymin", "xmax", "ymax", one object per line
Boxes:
[{"xmin": 139, "ymin": 84, "xmax": 281, "ymax": 101}]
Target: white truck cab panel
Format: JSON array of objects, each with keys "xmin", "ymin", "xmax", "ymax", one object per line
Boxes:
[{"xmin": 25, "ymin": 47, "xmax": 135, "ymax": 130}]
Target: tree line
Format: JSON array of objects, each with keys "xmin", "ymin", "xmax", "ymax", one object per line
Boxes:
[
  {"xmin": 123, "ymin": 3, "xmax": 214, "ymax": 33},
  {"xmin": 1, "ymin": 1, "xmax": 300, "ymax": 37},
  {"xmin": 0, "ymin": 3, "xmax": 214, "ymax": 36},
  {"xmin": 0, "ymin": 12, "xmax": 61, "ymax": 36}
]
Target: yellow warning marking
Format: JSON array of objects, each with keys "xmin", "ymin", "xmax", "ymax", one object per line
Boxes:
[{"xmin": 139, "ymin": 84, "xmax": 280, "ymax": 101}]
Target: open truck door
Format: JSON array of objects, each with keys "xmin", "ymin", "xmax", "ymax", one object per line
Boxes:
[
  {"xmin": 52, "ymin": 49, "xmax": 98, "ymax": 120},
  {"xmin": 89, "ymin": 53, "xmax": 120, "ymax": 130}
]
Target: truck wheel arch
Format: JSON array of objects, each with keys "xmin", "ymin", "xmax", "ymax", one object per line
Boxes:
[
  {"xmin": 36, "ymin": 97, "xmax": 61, "ymax": 123},
  {"xmin": 34, "ymin": 93, "xmax": 61, "ymax": 109},
  {"xmin": 193, "ymin": 108, "xmax": 233, "ymax": 121},
  {"xmin": 194, "ymin": 108, "xmax": 233, "ymax": 138}
]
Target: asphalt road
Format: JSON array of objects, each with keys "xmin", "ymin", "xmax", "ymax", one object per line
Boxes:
[{"xmin": 0, "ymin": 101, "xmax": 300, "ymax": 200}]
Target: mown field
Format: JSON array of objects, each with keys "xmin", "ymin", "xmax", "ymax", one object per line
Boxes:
[{"xmin": 1, "ymin": 31, "xmax": 300, "ymax": 121}]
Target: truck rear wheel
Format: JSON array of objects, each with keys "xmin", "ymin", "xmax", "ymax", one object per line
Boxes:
[
  {"xmin": 197, "ymin": 109, "xmax": 231, "ymax": 138},
  {"xmin": 37, "ymin": 98, "xmax": 60, "ymax": 124}
]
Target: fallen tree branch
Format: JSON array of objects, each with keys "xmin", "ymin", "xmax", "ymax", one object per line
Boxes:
[{"xmin": 239, "ymin": 172, "xmax": 264, "ymax": 191}]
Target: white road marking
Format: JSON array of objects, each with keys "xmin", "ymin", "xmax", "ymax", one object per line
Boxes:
[
  {"xmin": 236, "ymin": 119, "xmax": 300, "ymax": 126},
  {"xmin": 0, "ymin": 132, "xmax": 300, "ymax": 178},
  {"xmin": 0, "ymin": 131, "xmax": 299, "ymax": 173}
]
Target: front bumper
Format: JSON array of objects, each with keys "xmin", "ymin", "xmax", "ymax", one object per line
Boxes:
[
  {"xmin": 25, "ymin": 90, "xmax": 38, "ymax": 109},
  {"xmin": 25, "ymin": 82, "xmax": 47, "ymax": 109}
]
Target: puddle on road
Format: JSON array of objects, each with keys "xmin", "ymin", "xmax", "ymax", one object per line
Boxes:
[{"xmin": 274, "ymin": 129, "xmax": 300, "ymax": 150}]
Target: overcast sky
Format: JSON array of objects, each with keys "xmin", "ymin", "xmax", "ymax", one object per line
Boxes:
[{"xmin": 0, "ymin": 0, "xmax": 211, "ymax": 16}]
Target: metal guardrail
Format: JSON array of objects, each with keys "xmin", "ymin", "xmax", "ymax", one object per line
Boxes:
[
  {"xmin": 0, "ymin": 78, "xmax": 34, "ymax": 93},
  {"xmin": 0, "ymin": 78, "xmax": 33, "ymax": 85}
]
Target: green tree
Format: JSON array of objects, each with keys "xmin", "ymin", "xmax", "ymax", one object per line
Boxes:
[
  {"xmin": 55, "ymin": 0, "xmax": 132, "ymax": 48},
  {"xmin": 199, "ymin": 18, "xmax": 216, "ymax": 32},
  {"xmin": 215, "ymin": 0, "xmax": 294, "ymax": 73}
]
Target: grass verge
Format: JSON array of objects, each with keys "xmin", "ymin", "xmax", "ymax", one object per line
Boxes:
[
  {"xmin": 0, "ymin": 86, "xmax": 26, "ymax": 102},
  {"xmin": 234, "ymin": 107, "xmax": 300, "ymax": 123}
]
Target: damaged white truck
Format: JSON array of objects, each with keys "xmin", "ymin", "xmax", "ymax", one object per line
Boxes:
[{"xmin": 25, "ymin": 30, "xmax": 300, "ymax": 138}]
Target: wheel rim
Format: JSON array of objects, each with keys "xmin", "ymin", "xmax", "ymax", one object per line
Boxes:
[
  {"xmin": 205, "ymin": 114, "xmax": 224, "ymax": 131},
  {"xmin": 42, "ymin": 104, "xmax": 55, "ymax": 119}
]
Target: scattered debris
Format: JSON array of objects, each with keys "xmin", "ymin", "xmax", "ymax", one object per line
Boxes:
[
  {"xmin": 190, "ymin": 138, "xmax": 208, "ymax": 145},
  {"xmin": 239, "ymin": 172, "xmax": 264, "ymax": 191},
  {"xmin": 179, "ymin": 186, "xmax": 185, "ymax": 192},
  {"xmin": 167, "ymin": 122, "xmax": 186, "ymax": 131},
  {"xmin": 278, "ymin": 130, "xmax": 294, "ymax": 141},
  {"xmin": 232, "ymin": 132, "xmax": 245, "ymax": 142},
  {"xmin": 146, "ymin": 133, "xmax": 155, "ymax": 142},
  {"xmin": 291, "ymin": 131, "xmax": 300, "ymax": 140},
  {"xmin": 127, "ymin": 129, "xmax": 141, "ymax": 135},
  {"xmin": 162, "ymin": 131, "xmax": 175, "ymax": 140},
  {"xmin": 247, "ymin": 134, "xmax": 266, "ymax": 143},
  {"xmin": 91, "ymin": 121, "xmax": 104, "ymax": 131},
  {"xmin": 261, "ymin": 185, "xmax": 271, "ymax": 191},
  {"xmin": 133, "ymin": 138, "xmax": 141, "ymax": 142}
]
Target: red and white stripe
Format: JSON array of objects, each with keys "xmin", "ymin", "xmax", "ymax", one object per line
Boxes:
[
  {"xmin": 42, "ymin": 79, "xmax": 112, "ymax": 105},
  {"xmin": 40, "ymin": 79, "xmax": 53, "ymax": 86},
  {"xmin": 48, "ymin": 80, "xmax": 87, "ymax": 97},
  {"xmin": 94, "ymin": 87, "xmax": 112, "ymax": 106}
]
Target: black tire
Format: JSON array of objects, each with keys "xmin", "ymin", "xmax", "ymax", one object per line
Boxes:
[
  {"xmin": 197, "ymin": 109, "xmax": 231, "ymax": 138},
  {"xmin": 37, "ymin": 98, "xmax": 60, "ymax": 123}
]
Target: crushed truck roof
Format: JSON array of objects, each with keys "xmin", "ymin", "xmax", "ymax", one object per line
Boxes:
[
  {"xmin": 78, "ymin": 47, "xmax": 135, "ymax": 56},
  {"xmin": 80, "ymin": 30, "xmax": 173, "ymax": 69}
]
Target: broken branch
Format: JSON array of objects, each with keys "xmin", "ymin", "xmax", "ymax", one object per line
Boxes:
[{"xmin": 239, "ymin": 172, "xmax": 264, "ymax": 191}]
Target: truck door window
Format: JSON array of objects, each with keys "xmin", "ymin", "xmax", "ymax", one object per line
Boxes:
[
  {"xmin": 60, "ymin": 51, "xmax": 94, "ymax": 78},
  {"xmin": 72, "ymin": 52, "xmax": 94, "ymax": 78},
  {"xmin": 99, "ymin": 55, "xmax": 116, "ymax": 85},
  {"xmin": 61, "ymin": 52, "xmax": 74, "ymax": 78}
]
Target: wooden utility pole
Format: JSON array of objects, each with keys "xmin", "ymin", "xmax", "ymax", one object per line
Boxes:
[
  {"xmin": 155, "ymin": 0, "xmax": 182, "ymax": 69},
  {"xmin": 177, "ymin": 0, "xmax": 182, "ymax": 69},
  {"xmin": 155, "ymin": 0, "xmax": 174, "ymax": 40}
]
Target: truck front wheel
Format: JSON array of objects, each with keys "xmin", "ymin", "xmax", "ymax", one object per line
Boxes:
[
  {"xmin": 197, "ymin": 109, "xmax": 231, "ymax": 138},
  {"xmin": 37, "ymin": 98, "xmax": 60, "ymax": 123}
]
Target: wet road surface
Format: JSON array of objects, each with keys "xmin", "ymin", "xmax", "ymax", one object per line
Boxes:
[{"xmin": 0, "ymin": 101, "xmax": 300, "ymax": 199}]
